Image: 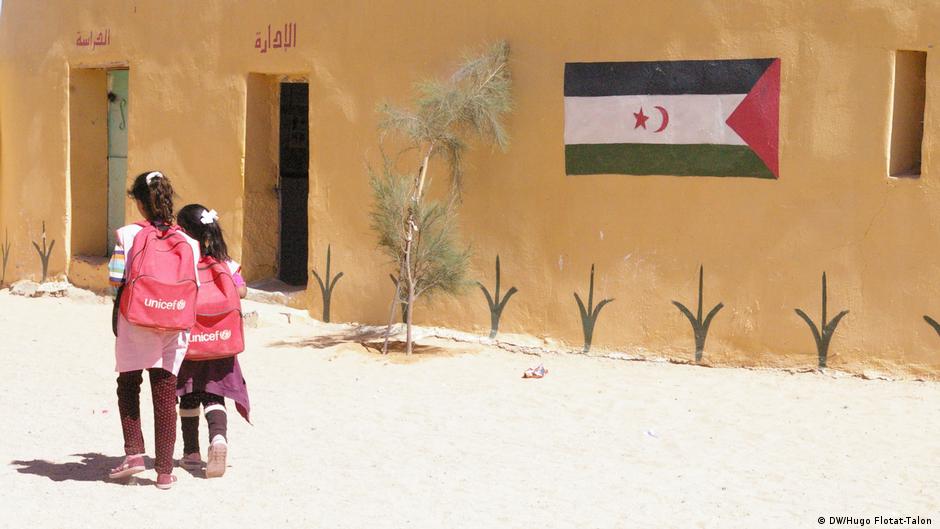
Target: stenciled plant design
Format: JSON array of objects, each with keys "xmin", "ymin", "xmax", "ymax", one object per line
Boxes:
[
  {"xmin": 31, "ymin": 221, "xmax": 55, "ymax": 284},
  {"xmin": 1, "ymin": 228, "xmax": 11, "ymax": 287},
  {"xmin": 923, "ymin": 315, "xmax": 940, "ymax": 337},
  {"xmin": 794, "ymin": 272, "xmax": 849, "ymax": 368},
  {"xmin": 574, "ymin": 264, "xmax": 614, "ymax": 353},
  {"xmin": 672, "ymin": 265, "xmax": 724, "ymax": 363},
  {"xmin": 477, "ymin": 254, "xmax": 518, "ymax": 339},
  {"xmin": 311, "ymin": 245, "xmax": 344, "ymax": 323}
]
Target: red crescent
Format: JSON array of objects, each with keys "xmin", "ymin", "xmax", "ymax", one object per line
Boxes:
[{"xmin": 653, "ymin": 106, "xmax": 669, "ymax": 133}]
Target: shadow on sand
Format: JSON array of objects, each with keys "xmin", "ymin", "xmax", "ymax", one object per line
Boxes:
[
  {"xmin": 267, "ymin": 325, "xmax": 391, "ymax": 350},
  {"xmin": 267, "ymin": 325, "xmax": 455, "ymax": 359},
  {"xmin": 11, "ymin": 453, "xmax": 156, "ymax": 485}
]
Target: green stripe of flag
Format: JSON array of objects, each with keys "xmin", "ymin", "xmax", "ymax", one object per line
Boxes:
[{"xmin": 565, "ymin": 144, "xmax": 775, "ymax": 179}]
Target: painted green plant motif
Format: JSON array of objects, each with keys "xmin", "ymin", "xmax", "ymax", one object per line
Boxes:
[
  {"xmin": 1, "ymin": 228, "xmax": 11, "ymax": 286},
  {"xmin": 574, "ymin": 264, "xmax": 614, "ymax": 353},
  {"xmin": 31, "ymin": 221, "xmax": 55, "ymax": 284},
  {"xmin": 794, "ymin": 272, "xmax": 849, "ymax": 368},
  {"xmin": 923, "ymin": 315, "xmax": 940, "ymax": 337},
  {"xmin": 477, "ymin": 254, "xmax": 518, "ymax": 339},
  {"xmin": 672, "ymin": 265, "xmax": 724, "ymax": 363},
  {"xmin": 312, "ymin": 245, "xmax": 344, "ymax": 323}
]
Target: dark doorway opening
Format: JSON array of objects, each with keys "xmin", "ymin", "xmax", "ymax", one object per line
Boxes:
[{"xmin": 278, "ymin": 82, "xmax": 309, "ymax": 286}]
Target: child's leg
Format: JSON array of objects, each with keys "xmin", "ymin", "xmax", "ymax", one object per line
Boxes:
[
  {"xmin": 203, "ymin": 393, "xmax": 228, "ymax": 478},
  {"xmin": 202, "ymin": 393, "xmax": 227, "ymax": 444},
  {"xmin": 148, "ymin": 368, "xmax": 178, "ymax": 475},
  {"xmin": 115, "ymin": 370, "xmax": 145, "ymax": 455},
  {"xmin": 179, "ymin": 393, "xmax": 202, "ymax": 456}
]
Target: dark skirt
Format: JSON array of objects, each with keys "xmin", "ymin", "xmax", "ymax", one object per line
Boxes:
[{"xmin": 176, "ymin": 356, "xmax": 251, "ymax": 423}]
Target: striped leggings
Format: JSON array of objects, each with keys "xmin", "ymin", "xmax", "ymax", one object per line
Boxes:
[{"xmin": 179, "ymin": 392, "xmax": 227, "ymax": 455}]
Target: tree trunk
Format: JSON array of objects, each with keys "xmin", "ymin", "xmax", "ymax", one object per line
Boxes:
[
  {"xmin": 382, "ymin": 262, "xmax": 406, "ymax": 354},
  {"xmin": 405, "ymin": 232, "xmax": 415, "ymax": 355},
  {"xmin": 401, "ymin": 147, "xmax": 433, "ymax": 355}
]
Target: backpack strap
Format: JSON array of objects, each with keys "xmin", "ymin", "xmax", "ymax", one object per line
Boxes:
[{"xmin": 135, "ymin": 220, "xmax": 174, "ymax": 234}]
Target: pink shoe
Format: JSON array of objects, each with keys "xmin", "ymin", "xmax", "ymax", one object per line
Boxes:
[
  {"xmin": 155, "ymin": 473, "xmax": 177, "ymax": 490},
  {"xmin": 179, "ymin": 452, "xmax": 204, "ymax": 470},
  {"xmin": 206, "ymin": 441, "xmax": 227, "ymax": 478},
  {"xmin": 108, "ymin": 454, "xmax": 145, "ymax": 480}
]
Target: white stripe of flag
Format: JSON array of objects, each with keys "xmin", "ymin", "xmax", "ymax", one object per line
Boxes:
[{"xmin": 564, "ymin": 94, "xmax": 747, "ymax": 146}]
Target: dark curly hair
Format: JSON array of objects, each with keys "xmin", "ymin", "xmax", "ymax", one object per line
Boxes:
[
  {"xmin": 177, "ymin": 204, "xmax": 231, "ymax": 262},
  {"xmin": 128, "ymin": 171, "xmax": 175, "ymax": 224}
]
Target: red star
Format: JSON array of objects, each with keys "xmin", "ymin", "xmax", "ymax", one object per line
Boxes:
[{"xmin": 634, "ymin": 107, "xmax": 649, "ymax": 129}]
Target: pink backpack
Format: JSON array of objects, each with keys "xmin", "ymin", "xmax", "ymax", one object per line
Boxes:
[
  {"xmin": 185, "ymin": 257, "xmax": 244, "ymax": 361},
  {"xmin": 119, "ymin": 222, "xmax": 198, "ymax": 331}
]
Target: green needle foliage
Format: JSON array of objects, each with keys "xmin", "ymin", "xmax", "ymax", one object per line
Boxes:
[
  {"xmin": 31, "ymin": 221, "xmax": 55, "ymax": 284},
  {"xmin": 370, "ymin": 40, "xmax": 512, "ymax": 354},
  {"xmin": 574, "ymin": 264, "xmax": 614, "ymax": 353},
  {"xmin": 794, "ymin": 272, "xmax": 849, "ymax": 368},
  {"xmin": 312, "ymin": 244, "xmax": 343, "ymax": 323},
  {"xmin": 672, "ymin": 265, "xmax": 724, "ymax": 363},
  {"xmin": 477, "ymin": 254, "xmax": 518, "ymax": 339},
  {"xmin": 369, "ymin": 165, "xmax": 470, "ymax": 352},
  {"xmin": 377, "ymin": 41, "xmax": 512, "ymax": 192},
  {"xmin": 1, "ymin": 228, "xmax": 11, "ymax": 287}
]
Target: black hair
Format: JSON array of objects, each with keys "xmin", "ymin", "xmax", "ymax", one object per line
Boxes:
[
  {"xmin": 128, "ymin": 171, "xmax": 175, "ymax": 224},
  {"xmin": 177, "ymin": 204, "xmax": 231, "ymax": 262}
]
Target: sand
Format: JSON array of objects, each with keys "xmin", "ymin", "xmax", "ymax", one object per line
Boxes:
[{"xmin": 1, "ymin": 289, "xmax": 938, "ymax": 529}]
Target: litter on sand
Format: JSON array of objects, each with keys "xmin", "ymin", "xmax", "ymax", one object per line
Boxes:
[{"xmin": 523, "ymin": 364, "xmax": 548, "ymax": 378}]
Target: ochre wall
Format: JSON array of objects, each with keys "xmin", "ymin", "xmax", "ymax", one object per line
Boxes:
[
  {"xmin": 68, "ymin": 68, "xmax": 108, "ymax": 258},
  {"xmin": 242, "ymin": 73, "xmax": 280, "ymax": 283},
  {"xmin": 1, "ymin": 0, "xmax": 939, "ymax": 377}
]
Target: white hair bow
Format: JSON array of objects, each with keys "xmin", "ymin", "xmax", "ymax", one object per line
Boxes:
[
  {"xmin": 145, "ymin": 171, "xmax": 163, "ymax": 185},
  {"xmin": 200, "ymin": 209, "xmax": 219, "ymax": 225}
]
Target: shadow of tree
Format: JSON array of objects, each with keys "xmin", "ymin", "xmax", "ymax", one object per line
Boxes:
[
  {"xmin": 10, "ymin": 453, "xmax": 156, "ymax": 485},
  {"xmin": 267, "ymin": 326, "xmax": 460, "ymax": 361},
  {"xmin": 360, "ymin": 341, "xmax": 449, "ymax": 356},
  {"xmin": 267, "ymin": 325, "xmax": 391, "ymax": 350}
]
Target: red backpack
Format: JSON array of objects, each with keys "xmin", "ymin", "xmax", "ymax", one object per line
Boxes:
[
  {"xmin": 185, "ymin": 257, "xmax": 245, "ymax": 361},
  {"xmin": 119, "ymin": 222, "xmax": 198, "ymax": 331}
]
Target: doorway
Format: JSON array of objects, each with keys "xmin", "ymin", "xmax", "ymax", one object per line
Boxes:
[
  {"xmin": 68, "ymin": 67, "xmax": 127, "ymax": 257},
  {"xmin": 277, "ymin": 82, "xmax": 309, "ymax": 286},
  {"xmin": 107, "ymin": 70, "xmax": 128, "ymax": 253},
  {"xmin": 243, "ymin": 76, "xmax": 309, "ymax": 288}
]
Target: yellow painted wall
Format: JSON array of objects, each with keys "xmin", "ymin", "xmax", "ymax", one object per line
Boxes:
[
  {"xmin": 243, "ymin": 73, "xmax": 280, "ymax": 283},
  {"xmin": 68, "ymin": 68, "xmax": 108, "ymax": 258},
  {"xmin": 1, "ymin": 0, "xmax": 940, "ymax": 377}
]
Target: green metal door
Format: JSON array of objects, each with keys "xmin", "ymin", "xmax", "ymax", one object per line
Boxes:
[{"xmin": 107, "ymin": 70, "xmax": 128, "ymax": 252}]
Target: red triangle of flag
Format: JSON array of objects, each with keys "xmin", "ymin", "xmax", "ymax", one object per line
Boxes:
[{"xmin": 726, "ymin": 59, "xmax": 780, "ymax": 178}]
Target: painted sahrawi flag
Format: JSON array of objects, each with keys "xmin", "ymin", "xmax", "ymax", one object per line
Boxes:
[{"xmin": 564, "ymin": 58, "xmax": 780, "ymax": 178}]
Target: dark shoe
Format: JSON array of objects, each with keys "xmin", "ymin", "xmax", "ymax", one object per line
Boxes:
[{"xmin": 179, "ymin": 452, "xmax": 204, "ymax": 470}]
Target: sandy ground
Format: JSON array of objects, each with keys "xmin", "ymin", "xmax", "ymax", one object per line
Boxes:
[{"xmin": 1, "ymin": 289, "xmax": 939, "ymax": 529}]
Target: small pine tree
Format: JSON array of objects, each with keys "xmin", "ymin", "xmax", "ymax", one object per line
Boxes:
[
  {"xmin": 370, "ymin": 165, "xmax": 469, "ymax": 337},
  {"xmin": 370, "ymin": 41, "xmax": 512, "ymax": 354}
]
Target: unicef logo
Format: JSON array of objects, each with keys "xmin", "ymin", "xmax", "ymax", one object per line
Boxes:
[
  {"xmin": 220, "ymin": 329, "xmax": 232, "ymax": 340},
  {"xmin": 176, "ymin": 299, "xmax": 186, "ymax": 310}
]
